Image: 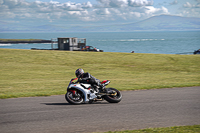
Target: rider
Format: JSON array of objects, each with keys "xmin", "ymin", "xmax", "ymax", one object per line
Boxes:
[{"xmin": 75, "ymin": 68, "xmax": 104, "ymax": 92}]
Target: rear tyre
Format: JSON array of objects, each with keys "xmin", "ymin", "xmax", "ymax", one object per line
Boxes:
[
  {"xmin": 65, "ymin": 89, "xmax": 84, "ymax": 105},
  {"xmin": 104, "ymin": 88, "xmax": 122, "ymax": 103}
]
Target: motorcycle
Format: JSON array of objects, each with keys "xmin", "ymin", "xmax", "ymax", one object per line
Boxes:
[{"xmin": 65, "ymin": 78, "xmax": 122, "ymax": 104}]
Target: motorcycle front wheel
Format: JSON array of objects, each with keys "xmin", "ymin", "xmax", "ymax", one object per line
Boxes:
[
  {"xmin": 65, "ymin": 90, "xmax": 84, "ymax": 105},
  {"xmin": 104, "ymin": 88, "xmax": 122, "ymax": 103}
]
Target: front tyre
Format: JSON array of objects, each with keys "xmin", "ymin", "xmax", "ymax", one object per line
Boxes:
[
  {"xmin": 104, "ymin": 88, "xmax": 122, "ymax": 103},
  {"xmin": 65, "ymin": 90, "xmax": 84, "ymax": 105}
]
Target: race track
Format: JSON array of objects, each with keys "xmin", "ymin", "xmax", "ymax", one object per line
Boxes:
[{"xmin": 0, "ymin": 86, "xmax": 200, "ymax": 133}]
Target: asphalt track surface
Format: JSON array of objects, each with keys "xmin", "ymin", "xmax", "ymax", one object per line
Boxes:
[{"xmin": 0, "ymin": 87, "xmax": 200, "ymax": 133}]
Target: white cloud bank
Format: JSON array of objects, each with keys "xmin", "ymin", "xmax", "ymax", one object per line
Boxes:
[
  {"xmin": 0, "ymin": 0, "xmax": 169, "ymax": 23},
  {"xmin": 1, "ymin": 0, "xmax": 200, "ymax": 26}
]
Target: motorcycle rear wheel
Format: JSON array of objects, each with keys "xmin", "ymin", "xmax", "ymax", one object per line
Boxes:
[
  {"xmin": 65, "ymin": 90, "xmax": 84, "ymax": 105},
  {"xmin": 104, "ymin": 88, "xmax": 122, "ymax": 103}
]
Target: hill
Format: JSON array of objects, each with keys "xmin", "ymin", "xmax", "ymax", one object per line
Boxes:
[{"xmin": 118, "ymin": 15, "xmax": 200, "ymax": 31}]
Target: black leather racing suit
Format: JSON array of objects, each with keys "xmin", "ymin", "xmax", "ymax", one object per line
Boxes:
[{"xmin": 78, "ymin": 72, "xmax": 101, "ymax": 87}]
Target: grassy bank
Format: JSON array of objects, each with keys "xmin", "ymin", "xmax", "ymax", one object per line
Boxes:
[
  {"xmin": 0, "ymin": 49, "xmax": 199, "ymax": 99},
  {"xmin": 103, "ymin": 125, "xmax": 200, "ymax": 133}
]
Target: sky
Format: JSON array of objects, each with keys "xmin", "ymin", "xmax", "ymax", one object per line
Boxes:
[{"xmin": 1, "ymin": 0, "xmax": 200, "ymax": 28}]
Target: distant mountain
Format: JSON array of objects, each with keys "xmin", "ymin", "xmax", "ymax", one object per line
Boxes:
[
  {"xmin": 86, "ymin": 15, "xmax": 200, "ymax": 32},
  {"xmin": 1, "ymin": 15, "xmax": 200, "ymax": 32},
  {"xmin": 117, "ymin": 15, "xmax": 200, "ymax": 31}
]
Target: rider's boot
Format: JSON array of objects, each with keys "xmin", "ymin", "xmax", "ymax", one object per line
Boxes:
[{"xmin": 99, "ymin": 84, "xmax": 106, "ymax": 93}]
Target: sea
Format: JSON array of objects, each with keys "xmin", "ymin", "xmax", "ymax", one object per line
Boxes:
[{"xmin": 0, "ymin": 31, "xmax": 199, "ymax": 54}]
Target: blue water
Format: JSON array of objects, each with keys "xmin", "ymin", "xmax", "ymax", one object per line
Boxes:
[{"xmin": 0, "ymin": 31, "xmax": 199, "ymax": 54}]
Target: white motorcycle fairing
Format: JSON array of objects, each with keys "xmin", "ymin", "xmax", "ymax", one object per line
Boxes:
[{"xmin": 68, "ymin": 83, "xmax": 98, "ymax": 103}]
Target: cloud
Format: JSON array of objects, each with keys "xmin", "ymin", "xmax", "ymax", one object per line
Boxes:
[
  {"xmin": 145, "ymin": 6, "xmax": 168, "ymax": 14},
  {"xmin": 96, "ymin": 0, "xmax": 127, "ymax": 8},
  {"xmin": 169, "ymin": 0, "xmax": 178, "ymax": 5},
  {"xmin": 183, "ymin": 2, "xmax": 193, "ymax": 8},
  {"xmin": 128, "ymin": 0, "xmax": 153, "ymax": 7},
  {"xmin": 183, "ymin": 2, "xmax": 200, "ymax": 8},
  {"xmin": 96, "ymin": 0, "xmax": 153, "ymax": 8},
  {"xmin": 179, "ymin": 1, "xmax": 200, "ymax": 18},
  {"xmin": 92, "ymin": 0, "xmax": 167, "ymax": 22}
]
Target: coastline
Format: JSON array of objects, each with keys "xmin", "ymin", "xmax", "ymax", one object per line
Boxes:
[{"xmin": 0, "ymin": 39, "xmax": 52, "ymax": 44}]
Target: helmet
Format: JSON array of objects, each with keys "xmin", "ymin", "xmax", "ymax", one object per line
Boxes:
[{"xmin": 75, "ymin": 68, "xmax": 84, "ymax": 78}]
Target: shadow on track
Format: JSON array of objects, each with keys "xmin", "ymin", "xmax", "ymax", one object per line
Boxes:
[
  {"xmin": 41, "ymin": 101, "xmax": 110, "ymax": 106},
  {"xmin": 41, "ymin": 103, "xmax": 72, "ymax": 105}
]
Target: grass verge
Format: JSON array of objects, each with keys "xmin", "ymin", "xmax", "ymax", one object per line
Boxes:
[
  {"xmin": 0, "ymin": 49, "xmax": 200, "ymax": 99},
  {"xmin": 102, "ymin": 125, "xmax": 200, "ymax": 133}
]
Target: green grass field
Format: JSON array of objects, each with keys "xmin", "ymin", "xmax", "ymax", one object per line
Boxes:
[
  {"xmin": 0, "ymin": 49, "xmax": 200, "ymax": 99},
  {"xmin": 103, "ymin": 125, "xmax": 200, "ymax": 133}
]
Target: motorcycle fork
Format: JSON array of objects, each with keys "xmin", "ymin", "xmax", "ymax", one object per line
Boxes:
[{"xmin": 69, "ymin": 90, "xmax": 76, "ymax": 96}]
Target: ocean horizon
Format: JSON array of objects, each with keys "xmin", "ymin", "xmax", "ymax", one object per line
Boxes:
[{"xmin": 0, "ymin": 31, "xmax": 199, "ymax": 54}]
